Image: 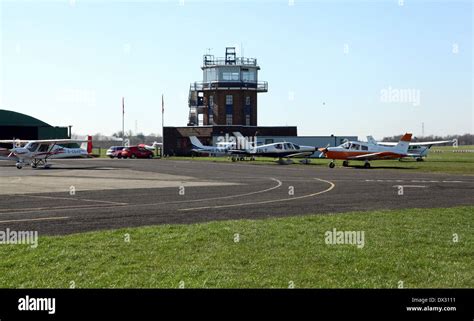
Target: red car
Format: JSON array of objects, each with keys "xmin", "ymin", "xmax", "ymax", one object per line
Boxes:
[{"xmin": 121, "ymin": 146, "xmax": 154, "ymax": 159}]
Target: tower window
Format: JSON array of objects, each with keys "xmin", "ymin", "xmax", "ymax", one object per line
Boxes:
[
  {"xmin": 226, "ymin": 114, "xmax": 233, "ymax": 125},
  {"xmin": 226, "ymin": 95, "xmax": 233, "ymax": 105},
  {"xmin": 245, "ymin": 114, "xmax": 250, "ymax": 126},
  {"xmin": 246, "ymin": 96, "xmax": 251, "ymax": 105}
]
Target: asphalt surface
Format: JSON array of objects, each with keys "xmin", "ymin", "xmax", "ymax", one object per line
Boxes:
[{"xmin": 0, "ymin": 158, "xmax": 473, "ymax": 235}]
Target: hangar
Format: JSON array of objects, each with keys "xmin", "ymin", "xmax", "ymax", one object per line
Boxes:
[{"xmin": 0, "ymin": 109, "xmax": 70, "ymax": 140}]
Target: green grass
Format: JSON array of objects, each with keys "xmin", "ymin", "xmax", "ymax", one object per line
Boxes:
[
  {"xmin": 1, "ymin": 206, "xmax": 472, "ymax": 288},
  {"xmin": 168, "ymin": 145, "xmax": 474, "ymax": 175}
]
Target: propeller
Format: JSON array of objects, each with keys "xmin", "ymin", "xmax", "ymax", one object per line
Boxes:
[{"xmin": 318, "ymin": 144, "xmax": 330, "ymax": 154}]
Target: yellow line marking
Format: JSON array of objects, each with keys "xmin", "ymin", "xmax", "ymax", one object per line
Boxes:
[
  {"xmin": 0, "ymin": 216, "xmax": 69, "ymax": 224},
  {"xmin": 179, "ymin": 178, "xmax": 335, "ymax": 211}
]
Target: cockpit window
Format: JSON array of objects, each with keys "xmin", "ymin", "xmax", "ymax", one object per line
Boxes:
[
  {"xmin": 350, "ymin": 144, "xmax": 360, "ymax": 150},
  {"xmin": 341, "ymin": 142, "xmax": 350, "ymax": 149},
  {"xmin": 275, "ymin": 143, "xmax": 283, "ymax": 149},
  {"xmin": 27, "ymin": 143, "xmax": 39, "ymax": 152},
  {"xmin": 293, "ymin": 144, "xmax": 300, "ymax": 150},
  {"xmin": 284, "ymin": 143, "xmax": 293, "ymax": 150},
  {"xmin": 38, "ymin": 144, "xmax": 49, "ymax": 152}
]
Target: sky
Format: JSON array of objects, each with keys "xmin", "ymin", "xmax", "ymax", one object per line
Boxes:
[{"xmin": 0, "ymin": 0, "xmax": 472, "ymax": 140}]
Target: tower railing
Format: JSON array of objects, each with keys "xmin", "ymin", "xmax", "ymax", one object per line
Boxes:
[
  {"xmin": 190, "ymin": 81, "xmax": 268, "ymax": 92},
  {"xmin": 203, "ymin": 57, "xmax": 258, "ymax": 67}
]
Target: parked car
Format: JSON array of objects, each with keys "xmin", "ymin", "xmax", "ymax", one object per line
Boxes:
[
  {"xmin": 121, "ymin": 146, "xmax": 154, "ymax": 159},
  {"xmin": 107, "ymin": 146, "xmax": 125, "ymax": 158}
]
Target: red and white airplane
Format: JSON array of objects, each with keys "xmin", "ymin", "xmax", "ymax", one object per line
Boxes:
[
  {"xmin": 0, "ymin": 136, "xmax": 93, "ymax": 169},
  {"xmin": 318, "ymin": 133, "xmax": 412, "ymax": 168}
]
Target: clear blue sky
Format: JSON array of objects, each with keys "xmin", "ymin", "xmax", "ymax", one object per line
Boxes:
[{"xmin": 1, "ymin": 0, "xmax": 472, "ymax": 139}]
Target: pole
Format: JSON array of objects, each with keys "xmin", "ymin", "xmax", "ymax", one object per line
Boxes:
[
  {"xmin": 161, "ymin": 94, "xmax": 164, "ymax": 157},
  {"xmin": 122, "ymin": 97, "xmax": 125, "ymax": 144}
]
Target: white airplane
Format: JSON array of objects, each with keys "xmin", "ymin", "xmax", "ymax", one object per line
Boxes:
[
  {"xmin": 139, "ymin": 142, "xmax": 163, "ymax": 152},
  {"xmin": 367, "ymin": 136, "xmax": 453, "ymax": 161},
  {"xmin": 0, "ymin": 136, "xmax": 93, "ymax": 169},
  {"xmin": 318, "ymin": 133, "xmax": 412, "ymax": 168},
  {"xmin": 189, "ymin": 136, "xmax": 235, "ymax": 156},
  {"xmin": 229, "ymin": 141, "xmax": 317, "ymax": 164}
]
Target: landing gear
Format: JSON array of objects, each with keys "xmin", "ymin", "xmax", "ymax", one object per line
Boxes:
[
  {"xmin": 30, "ymin": 158, "xmax": 47, "ymax": 169},
  {"xmin": 278, "ymin": 158, "xmax": 293, "ymax": 165},
  {"xmin": 300, "ymin": 158, "xmax": 311, "ymax": 164},
  {"xmin": 416, "ymin": 157, "xmax": 424, "ymax": 162},
  {"xmin": 342, "ymin": 160, "xmax": 349, "ymax": 167},
  {"xmin": 16, "ymin": 163, "xmax": 23, "ymax": 169},
  {"xmin": 329, "ymin": 161, "xmax": 335, "ymax": 168},
  {"xmin": 364, "ymin": 161, "xmax": 371, "ymax": 169}
]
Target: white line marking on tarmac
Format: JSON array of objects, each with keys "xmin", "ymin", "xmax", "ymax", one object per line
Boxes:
[
  {"xmin": 0, "ymin": 216, "xmax": 69, "ymax": 224},
  {"xmin": 0, "ymin": 178, "xmax": 282, "ymax": 215},
  {"xmin": 0, "ymin": 204, "xmax": 124, "ymax": 215},
  {"xmin": 179, "ymin": 178, "xmax": 335, "ymax": 211},
  {"xmin": 392, "ymin": 185, "xmax": 427, "ymax": 188},
  {"xmin": 20, "ymin": 194, "xmax": 128, "ymax": 205}
]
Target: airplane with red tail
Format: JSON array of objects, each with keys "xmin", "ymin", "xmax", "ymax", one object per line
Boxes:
[{"xmin": 318, "ymin": 133, "xmax": 413, "ymax": 168}]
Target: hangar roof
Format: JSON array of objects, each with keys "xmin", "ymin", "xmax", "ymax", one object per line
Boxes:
[{"xmin": 0, "ymin": 109, "xmax": 51, "ymax": 127}]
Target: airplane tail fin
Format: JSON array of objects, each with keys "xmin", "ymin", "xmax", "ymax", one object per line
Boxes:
[
  {"xmin": 367, "ymin": 136, "xmax": 377, "ymax": 145},
  {"xmin": 87, "ymin": 135, "xmax": 93, "ymax": 154},
  {"xmin": 394, "ymin": 133, "xmax": 412, "ymax": 154},
  {"xmin": 233, "ymin": 132, "xmax": 248, "ymax": 149},
  {"xmin": 189, "ymin": 136, "xmax": 205, "ymax": 149},
  {"xmin": 81, "ymin": 136, "xmax": 93, "ymax": 154}
]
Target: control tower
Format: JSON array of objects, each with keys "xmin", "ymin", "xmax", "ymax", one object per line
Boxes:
[{"xmin": 188, "ymin": 47, "xmax": 268, "ymax": 126}]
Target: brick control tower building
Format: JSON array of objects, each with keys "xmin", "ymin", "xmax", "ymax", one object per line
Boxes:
[{"xmin": 188, "ymin": 47, "xmax": 268, "ymax": 127}]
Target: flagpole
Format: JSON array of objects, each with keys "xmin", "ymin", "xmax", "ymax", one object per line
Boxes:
[
  {"xmin": 161, "ymin": 94, "xmax": 164, "ymax": 157},
  {"xmin": 122, "ymin": 97, "xmax": 125, "ymax": 144}
]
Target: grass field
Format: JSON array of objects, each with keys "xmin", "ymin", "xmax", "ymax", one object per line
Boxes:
[
  {"xmin": 1, "ymin": 206, "xmax": 472, "ymax": 288},
  {"xmin": 165, "ymin": 145, "xmax": 474, "ymax": 175}
]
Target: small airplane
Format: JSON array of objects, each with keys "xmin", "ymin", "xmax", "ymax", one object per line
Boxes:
[
  {"xmin": 318, "ymin": 133, "xmax": 412, "ymax": 168},
  {"xmin": 0, "ymin": 136, "xmax": 93, "ymax": 169},
  {"xmin": 189, "ymin": 136, "xmax": 238, "ymax": 157},
  {"xmin": 229, "ymin": 141, "xmax": 317, "ymax": 164},
  {"xmin": 367, "ymin": 136, "xmax": 453, "ymax": 161},
  {"xmin": 138, "ymin": 142, "xmax": 163, "ymax": 152}
]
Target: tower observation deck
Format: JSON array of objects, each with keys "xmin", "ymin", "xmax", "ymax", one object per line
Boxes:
[{"xmin": 188, "ymin": 47, "xmax": 268, "ymax": 126}]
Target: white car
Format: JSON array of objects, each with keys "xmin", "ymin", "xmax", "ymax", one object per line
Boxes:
[{"xmin": 106, "ymin": 146, "xmax": 125, "ymax": 158}]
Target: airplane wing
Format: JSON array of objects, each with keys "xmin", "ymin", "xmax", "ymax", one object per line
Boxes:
[
  {"xmin": 228, "ymin": 149, "xmax": 249, "ymax": 155},
  {"xmin": 347, "ymin": 152, "xmax": 401, "ymax": 160},
  {"xmin": 0, "ymin": 139, "xmax": 90, "ymax": 144},
  {"xmin": 377, "ymin": 142, "xmax": 397, "ymax": 146},
  {"xmin": 285, "ymin": 151, "xmax": 314, "ymax": 158},
  {"xmin": 377, "ymin": 141, "xmax": 452, "ymax": 147},
  {"xmin": 409, "ymin": 140, "xmax": 453, "ymax": 147}
]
